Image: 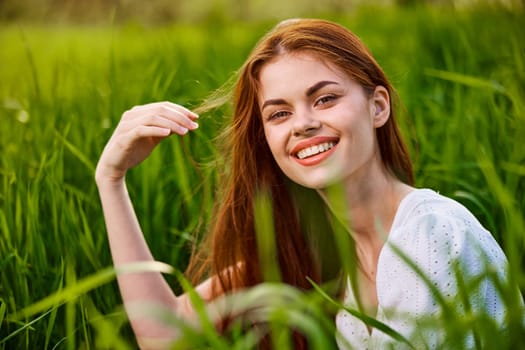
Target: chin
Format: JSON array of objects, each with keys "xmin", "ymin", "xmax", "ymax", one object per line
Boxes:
[
  {"xmin": 292, "ymin": 176, "xmax": 343, "ymax": 191},
  {"xmin": 282, "ymin": 166, "xmax": 341, "ymax": 189}
]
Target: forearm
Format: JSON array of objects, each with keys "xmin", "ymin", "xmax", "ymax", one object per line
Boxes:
[
  {"xmin": 94, "ymin": 102, "xmax": 201, "ymax": 348},
  {"xmin": 96, "ymin": 177, "xmax": 180, "ymax": 346}
]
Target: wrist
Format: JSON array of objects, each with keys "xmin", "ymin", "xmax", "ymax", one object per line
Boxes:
[{"xmin": 95, "ymin": 165, "xmax": 126, "ymax": 188}]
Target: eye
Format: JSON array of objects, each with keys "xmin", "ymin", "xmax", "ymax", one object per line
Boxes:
[
  {"xmin": 315, "ymin": 95, "xmax": 337, "ymax": 107},
  {"xmin": 268, "ymin": 110, "xmax": 290, "ymax": 121}
]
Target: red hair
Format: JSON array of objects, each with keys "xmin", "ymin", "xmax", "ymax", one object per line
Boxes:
[{"xmin": 185, "ymin": 18, "xmax": 414, "ymax": 346}]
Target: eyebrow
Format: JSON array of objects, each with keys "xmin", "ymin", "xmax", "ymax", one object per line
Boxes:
[
  {"xmin": 306, "ymin": 80, "xmax": 339, "ymax": 97},
  {"xmin": 261, "ymin": 80, "xmax": 339, "ymax": 111},
  {"xmin": 261, "ymin": 98, "xmax": 287, "ymax": 111}
]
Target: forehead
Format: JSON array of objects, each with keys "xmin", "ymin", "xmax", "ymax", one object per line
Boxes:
[{"xmin": 258, "ymin": 52, "xmax": 348, "ymax": 98}]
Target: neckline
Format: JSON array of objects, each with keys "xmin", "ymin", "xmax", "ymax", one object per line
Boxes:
[
  {"xmin": 389, "ymin": 188, "xmax": 434, "ymax": 235},
  {"xmin": 341, "ymin": 188, "xmax": 434, "ymax": 335}
]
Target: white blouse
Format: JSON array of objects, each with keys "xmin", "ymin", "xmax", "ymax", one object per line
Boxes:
[{"xmin": 336, "ymin": 189, "xmax": 509, "ymax": 349}]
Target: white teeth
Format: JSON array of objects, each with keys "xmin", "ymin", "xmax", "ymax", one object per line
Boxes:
[{"xmin": 296, "ymin": 142, "xmax": 336, "ymax": 160}]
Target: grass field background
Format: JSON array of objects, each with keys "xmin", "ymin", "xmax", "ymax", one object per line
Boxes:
[{"xmin": 1, "ymin": 2, "xmax": 524, "ymax": 349}]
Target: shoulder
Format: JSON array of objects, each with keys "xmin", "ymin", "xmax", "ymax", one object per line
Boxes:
[
  {"xmin": 387, "ymin": 188, "xmax": 505, "ymax": 265},
  {"xmin": 377, "ymin": 188, "xmax": 507, "ymax": 304},
  {"xmin": 373, "ymin": 189, "xmax": 510, "ymax": 345},
  {"xmin": 391, "ymin": 188, "xmax": 482, "ymax": 231}
]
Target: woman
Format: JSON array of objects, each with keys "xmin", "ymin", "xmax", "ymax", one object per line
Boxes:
[{"xmin": 96, "ymin": 19, "xmax": 511, "ymax": 349}]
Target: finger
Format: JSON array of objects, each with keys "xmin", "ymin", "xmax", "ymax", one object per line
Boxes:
[
  {"xmin": 163, "ymin": 106, "xmax": 199, "ymax": 130},
  {"xmin": 131, "ymin": 102, "xmax": 199, "ymax": 120},
  {"xmin": 135, "ymin": 115, "xmax": 191, "ymax": 135},
  {"xmin": 129, "ymin": 125, "xmax": 173, "ymax": 139},
  {"xmin": 144, "ymin": 105, "xmax": 198, "ymax": 131},
  {"xmin": 163, "ymin": 102, "xmax": 199, "ymax": 120},
  {"xmin": 128, "ymin": 104, "xmax": 199, "ymax": 131}
]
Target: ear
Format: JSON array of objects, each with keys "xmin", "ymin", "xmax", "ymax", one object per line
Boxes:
[{"xmin": 370, "ymin": 85, "xmax": 390, "ymax": 128}]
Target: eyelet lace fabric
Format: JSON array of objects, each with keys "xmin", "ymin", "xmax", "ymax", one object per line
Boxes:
[{"xmin": 336, "ymin": 189, "xmax": 511, "ymax": 349}]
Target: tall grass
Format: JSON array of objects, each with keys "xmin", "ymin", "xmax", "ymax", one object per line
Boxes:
[{"xmin": 1, "ymin": 4, "xmax": 524, "ymax": 349}]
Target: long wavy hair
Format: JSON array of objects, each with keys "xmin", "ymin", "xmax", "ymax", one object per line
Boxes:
[{"xmin": 185, "ymin": 18, "xmax": 414, "ymax": 346}]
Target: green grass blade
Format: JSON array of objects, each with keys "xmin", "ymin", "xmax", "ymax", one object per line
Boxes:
[
  {"xmin": 424, "ymin": 68, "xmax": 506, "ymax": 93},
  {"xmin": 10, "ymin": 261, "xmax": 174, "ymax": 321},
  {"xmin": 173, "ymin": 270, "xmax": 229, "ymax": 350},
  {"xmin": 306, "ymin": 277, "xmax": 416, "ymax": 349},
  {"xmin": 0, "ymin": 308, "xmax": 55, "ymax": 345},
  {"xmin": 54, "ymin": 129, "xmax": 95, "ymax": 172},
  {"xmin": 253, "ymin": 189, "xmax": 281, "ymax": 283},
  {"xmin": 0, "ymin": 299, "xmax": 6, "ymax": 329}
]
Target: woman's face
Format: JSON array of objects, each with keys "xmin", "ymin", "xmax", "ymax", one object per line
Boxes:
[{"xmin": 258, "ymin": 52, "xmax": 390, "ymax": 189}]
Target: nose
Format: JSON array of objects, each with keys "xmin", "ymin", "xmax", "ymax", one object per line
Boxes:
[{"xmin": 291, "ymin": 109, "xmax": 321, "ymax": 137}]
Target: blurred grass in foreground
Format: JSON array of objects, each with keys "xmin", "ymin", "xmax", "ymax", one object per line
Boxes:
[{"xmin": 1, "ymin": 3, "xmax": 524, "ymax": 349}]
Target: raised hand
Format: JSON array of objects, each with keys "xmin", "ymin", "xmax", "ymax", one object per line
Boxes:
[{"xmin": 95, "ymin": 101, "xmax": 199, "ymax": 183}]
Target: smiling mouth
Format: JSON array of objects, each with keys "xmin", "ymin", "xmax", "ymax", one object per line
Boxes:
[{"xmin": 296, "ymin": 141, "xmax": 337, "ymax": 160}]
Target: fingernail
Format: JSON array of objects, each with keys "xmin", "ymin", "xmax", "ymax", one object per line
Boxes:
[
  {"xmin": 180, "ymin": 127, "xmax": 189, "ymax": 134},
  {"xmin": 191, "ymin": 121, "xmax": 199, "ymax": 129}
]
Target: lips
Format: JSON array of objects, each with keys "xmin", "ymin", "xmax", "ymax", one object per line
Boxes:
[
  {"xmin": 297, "ymin": 141, "xmax": 336, "ymax": 159},
  {"xmin": 291, "ymin": 136, "xmax": 339, "ymax": 165}
]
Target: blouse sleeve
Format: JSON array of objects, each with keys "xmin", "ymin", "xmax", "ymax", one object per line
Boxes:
[{"xmin": 370, "ymin": 206, "xmax": 508, "ymax": 349}]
